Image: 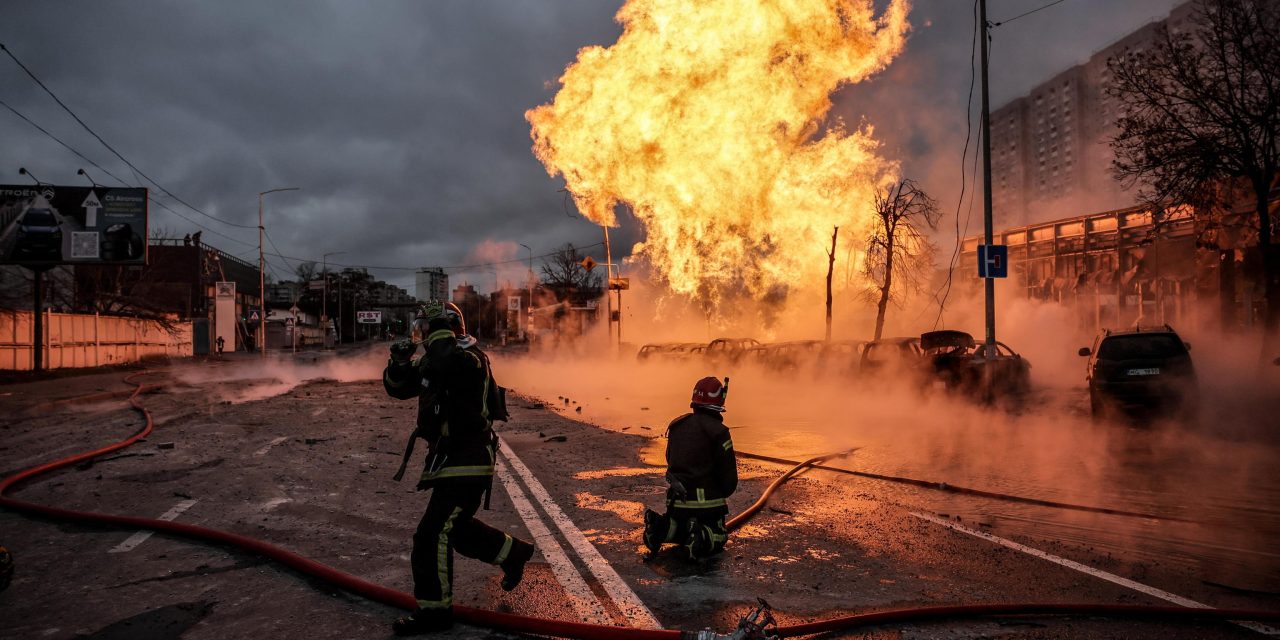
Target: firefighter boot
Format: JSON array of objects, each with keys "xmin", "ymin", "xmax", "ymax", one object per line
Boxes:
[
  {"xmin": 392, "ymin": 608, "xmax": 453, "ymax": 636},
  {"xmin": 500, "ymin": 539, "xmax": 535, "ymax": 591},
  {"xmin": 642, "ymin": 508, "xmax": 667, "ymax": 555}
]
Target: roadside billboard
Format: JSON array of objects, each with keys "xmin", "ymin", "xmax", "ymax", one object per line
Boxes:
[
  {"xmin": 356, "ymin": 310, "xmax": 382, "ymax": 324},
  {"xmin": 0, "ymin": 185, "xmax": 148, "ymax": 266}
]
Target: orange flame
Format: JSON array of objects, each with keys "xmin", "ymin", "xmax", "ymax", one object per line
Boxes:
[{"xmin": 527, "ymin": 0, "xmax": 910, "ymax": 308}]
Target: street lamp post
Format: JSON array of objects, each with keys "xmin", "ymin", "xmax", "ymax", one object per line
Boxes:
[
  {"xmin": 258, "ymin": 187, "xmax": 299, "ymax": 358},
  {"xmin": 519, "ymin": 243, "xmax": 532, "ymax": 341},
  {"xmin": 322, "ymin": 251, "xmax": 346, "ymax": 349}
]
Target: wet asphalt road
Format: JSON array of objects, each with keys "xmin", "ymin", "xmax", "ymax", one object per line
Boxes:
[{"xmin": 1, "ymin": 351, "xmax": 1277, "ymax": 639}]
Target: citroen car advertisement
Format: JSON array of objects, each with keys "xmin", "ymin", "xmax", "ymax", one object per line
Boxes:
[{"xmin": 0, "ymin": 185, "xmax": 148, "ymax": 266}]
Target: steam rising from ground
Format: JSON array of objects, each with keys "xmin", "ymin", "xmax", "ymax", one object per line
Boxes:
[
  {"xmin": 495, "ymin": 309, "xmax": 1280, "ymax": 585},
  {"xmin": 528, "ymin": 0, "xmax": 911, "ymax": 309},
  {"xmin": 174, "ymin": 349, "xmax": 387, "ymax": 404}
]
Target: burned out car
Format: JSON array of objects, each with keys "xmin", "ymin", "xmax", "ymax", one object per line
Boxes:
[
  {"xmin": 636, "ymin": 342, "xmax": 707, "ymax": 362},
  {"xmin": 1079, "ymin": 325, "xmax": 1196, "ymax": 420},
  {"xmin": 920, "ymin": 330, "xmax": 1032, "ymax": 395},
  {"xmin": 704, "ymin": 337, "xmax": 761, "ymax": 365},
  {"xmin": 858, "ymin": 336, "xmax": 923, "ymax": 376}
]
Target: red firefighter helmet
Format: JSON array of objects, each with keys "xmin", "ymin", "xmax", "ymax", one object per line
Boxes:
[{"xmin": 690, "ymin": 376, "xmax": 728, "ymax": 412}]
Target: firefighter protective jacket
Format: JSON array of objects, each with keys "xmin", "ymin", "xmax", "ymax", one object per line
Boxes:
[
  {"xmin": 665, "ymin": 408, "xmax": 738, "ymax": 509},
  {"xmin": 383, "ymin": 325, "xmax": 497, "ymax": 489}
]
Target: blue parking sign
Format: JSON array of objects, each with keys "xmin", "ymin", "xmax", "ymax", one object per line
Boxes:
[{"xmin": 978, "ymin": 245, "xmax": 1008, "ymax": 278}]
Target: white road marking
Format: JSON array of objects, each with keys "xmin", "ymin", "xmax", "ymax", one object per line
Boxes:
[
  {"xmin": 494, "ymin": 460, "xmax": 613, "ymax": 625},
  {"xmin": 108, "ymin": 499, "xmax": 199, "ymax": 553},
  {"xmin": 498, "ymin": 439, "xmax": 661, "ymax": 629},
  {"xmin": 911, "ymin": 511, "xmax": 1280, "ymax": 636},
  {"xmin": 254, "ymin": 436, "xmax": 288, "ymax": 456}
]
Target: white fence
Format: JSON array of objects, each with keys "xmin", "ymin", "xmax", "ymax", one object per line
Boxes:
[{"xmin": 0, "ymin": 310, "xmax": 192, "ymax": 371}]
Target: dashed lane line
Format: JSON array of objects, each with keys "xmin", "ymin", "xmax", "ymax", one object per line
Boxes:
[
  {"xmin": 911, "ymin": 511, "xmax": 1280, "ymax": 636},
  {"xmin": 108, "ymin": 499, "xmax": 199, "ymax": 553},
  {"xmin": 254, "ymin": 436, "xmax": 289, "ymax": 456},
  {"xmin": 494, "ymin": 460, "xmax": 614, "ymax": 625},
  {"xmin": 498, "ymin": 439, "xmax": 661, "ymax": 629}
]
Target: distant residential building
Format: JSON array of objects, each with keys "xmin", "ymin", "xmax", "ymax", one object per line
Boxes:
[
  {"xmin": 416, "ymin": 267, "xmax": 448, "ymax": 302},
  {"xmin": 990, "ymin": 1, "xmax": 1198, "ymax": 229}
]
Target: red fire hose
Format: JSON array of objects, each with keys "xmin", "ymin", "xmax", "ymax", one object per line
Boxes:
[{"xmin": 2, "ymin": 372, "xmax": 1277, "ymax": 639}]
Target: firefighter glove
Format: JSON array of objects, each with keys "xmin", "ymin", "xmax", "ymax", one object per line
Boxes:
[{"xmin": 390, "ymin": 338, "xmax": 417, "ymax": 364}]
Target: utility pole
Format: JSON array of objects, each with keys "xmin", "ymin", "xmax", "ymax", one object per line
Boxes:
[
  {"xmin": 520, "ymin": 243, "xmax": 532, "ymax": 341},
  {"xmin": 258, "ymin": 187, "xmax": 299, "ymax": 358},
  {"xmin": 977, "ymin": 1, "xmax": 998, "ymax": 399},
  {"xmin": 322, "ymin": 250, "xmax": 345, "ymax": 349},
  {"xmin": 603, "ymin": 226, "xmax": 614, "ymax": 350}
]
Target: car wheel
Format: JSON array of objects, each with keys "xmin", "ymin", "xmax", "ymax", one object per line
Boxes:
[{"xmin": 1089, "ymin": 390, "xmax": 1105, "ymax": 421}]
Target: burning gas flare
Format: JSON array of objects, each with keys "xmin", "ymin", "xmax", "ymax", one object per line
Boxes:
[{"xmin": 528, "ymin": 0, "xmax": 910, "ymax": 308}]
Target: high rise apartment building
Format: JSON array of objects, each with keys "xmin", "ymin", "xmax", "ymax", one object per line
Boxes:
[
  {"xmin": 990, "ymin": 1, "xmax": 1198, "ymax": 229},
  {"xmin": 415, "ymin": 267, "xmax": 449, "ymax": 303}
]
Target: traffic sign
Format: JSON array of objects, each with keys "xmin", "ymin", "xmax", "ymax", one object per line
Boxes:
[
  {"xmin": 248, "ymin": 308, "xmax": 262, "ymax": 322},
  {"xmin": 978, "ymin": 245, "xmax": 1008, "ymax": 278},
  {"xmin": 608, "ymin": 277, "xmax": 630, "ymax": 290},
  {"xmin": 580, "ymin": 256, "xmax": 597, "ymax": 272}
]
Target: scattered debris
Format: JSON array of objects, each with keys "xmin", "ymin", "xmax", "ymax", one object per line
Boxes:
[
  {"xmin": 526, "ymin": 403, "xmax": 545, "ymax": 409},
  {"xmin": 640, "ymin": 426, "xmax": 651, "ymax": 430},
  {"xmin": 157, "ymin": 442, "xmax": 176, "ymax": 450},
  {"xmin": 575, "ymin": 406, "xmax": 583, "ymax": 413},
  {"xmin": 174, "ymin": 491, "xmax": 192, "ymax": 499},
  {"xmin": 544, "ymin": 435, "xmax": 568, "ymax": 443},
  {"xmin": 640, "ymin": 407, "xmax": 649, "ymax": 411},
  {"xmin": 768, "ymin": 506, "xmax": 794, "ymax": 516}
]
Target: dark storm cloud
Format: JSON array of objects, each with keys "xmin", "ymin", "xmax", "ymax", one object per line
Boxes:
[{"xmin": 1, "ymin": 1, "xmax": 1181, "ymax": 293}]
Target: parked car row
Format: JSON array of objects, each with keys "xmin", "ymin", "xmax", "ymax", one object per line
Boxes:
[{"xmin": 636, "ymin": 330, "xmax": 1034, "ymax": 397}]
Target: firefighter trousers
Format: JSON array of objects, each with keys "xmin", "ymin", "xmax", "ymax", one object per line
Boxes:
[
  {"xmin": 411, "ymin": 483, "xmax": 524, "ymax": 610},
  {"xmin": 645, "ymin": 504, "xmax": 729, "ymax": 559}
]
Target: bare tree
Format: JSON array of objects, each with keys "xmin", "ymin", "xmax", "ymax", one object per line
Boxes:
[
  {"xmin": 1108, "ymin": 0, "xmax": 1280, "ymax": 337},
  {"xmin": 864, "ymin": 179, "xmax": 941, "ymax": 340},
  {"xmin": 540, "ymin": 243, "xmax": 602, "ymax": 302},
  {"xmin": 294, "ymin": 260, "xmax": 318, "ymax": 283},
  {"xmin": 825, "ymin": 227, "xmax": 838, "ymax": 341}
]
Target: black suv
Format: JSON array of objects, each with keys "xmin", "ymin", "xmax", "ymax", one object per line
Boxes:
[{"xmin": 1078, "ymin": 325, "xmax": 1196, "ymax": 419}]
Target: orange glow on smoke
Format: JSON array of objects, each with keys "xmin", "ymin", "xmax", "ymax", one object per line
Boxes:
[{"xmin": 528, "ymin": 0, "xmax": 911, "ymax": 307}]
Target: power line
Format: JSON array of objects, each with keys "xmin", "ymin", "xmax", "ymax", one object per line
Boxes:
[
  {"xmin": 0, "ymin": 100, "xmax": 132, "ymax": 188},
  {"xmin": 0, "ymin": 41, "xmax": 256, "ymax": 230},
  {"xmin": 991, "ymin": 0, "xmax": 1070, "ymax": 27},
  {"xmin": 931, "ymin": 0, "xmax": 982, "ymax": 329},
  {"xmin": 1, "ymin": 74, "xmax": 607, "ymax": 275}
]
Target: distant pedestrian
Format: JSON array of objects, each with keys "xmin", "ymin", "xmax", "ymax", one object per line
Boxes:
[
  {"xmin": 643, "ymin": 376, "xmax": 738, "ymax": 560},
  {"xmin": 215, "ymin": 336, "xmax": 225, "ymax": 356}
]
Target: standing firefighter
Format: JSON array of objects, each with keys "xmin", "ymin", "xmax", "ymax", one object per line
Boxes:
[
  {"xmin": 383, "ymin": 301, "xmax": 534, "ymax": 635},
  {"xmin": 643, "ymin": 376, "xmax": 738, "ymax": 560}
]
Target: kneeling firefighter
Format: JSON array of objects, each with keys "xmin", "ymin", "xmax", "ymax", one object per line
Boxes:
[
  {"xmin": 644, "ymin": 376, "xmax": 738, "ymax": 560},
  {"xmin": 383, "ymin": 301, "xmax": 534, "ymax": 635}
]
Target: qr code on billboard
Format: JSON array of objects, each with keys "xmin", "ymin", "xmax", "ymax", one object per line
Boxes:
[{"xmin": 71, "ymin": 232, "xmax": 99, "ymax": 259}]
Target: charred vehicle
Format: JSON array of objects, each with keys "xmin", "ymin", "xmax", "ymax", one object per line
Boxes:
[
  {"xmin": 704, "ymin": 338, "xmax": 761, "ymax": 366},
  {"xmin": 1079, "ymin": 325, "xmax": 1196, "ymax": 420},
  {"xmin": 636, "ymin": 342, "xmax": 707, "ymax": 362},
  {"xmin": 920, "ymin": 330, "xmax": 1032, "ymax": 395},
  {"xmin": 858, "ymin": 336, "xmax": 923, "ymax": 377}
]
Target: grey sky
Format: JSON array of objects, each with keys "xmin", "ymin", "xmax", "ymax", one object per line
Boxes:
[{"xmin": 0, "ymin": 0, "xmax": 1182, "ymax": 294}]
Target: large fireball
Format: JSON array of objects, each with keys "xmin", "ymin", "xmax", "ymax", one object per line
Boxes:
[{"xmin": 527, "ymin": 0, "xmax": 910, "ymax": 309}]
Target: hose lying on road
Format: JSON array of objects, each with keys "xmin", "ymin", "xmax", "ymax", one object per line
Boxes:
[
  {"xmin": 736, "ymin": 450, "xmax": 1192, "ymax": 523},
  {"xmin": 3, "ymin": 373, "xmax": 1277, "ymax": 639}
]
